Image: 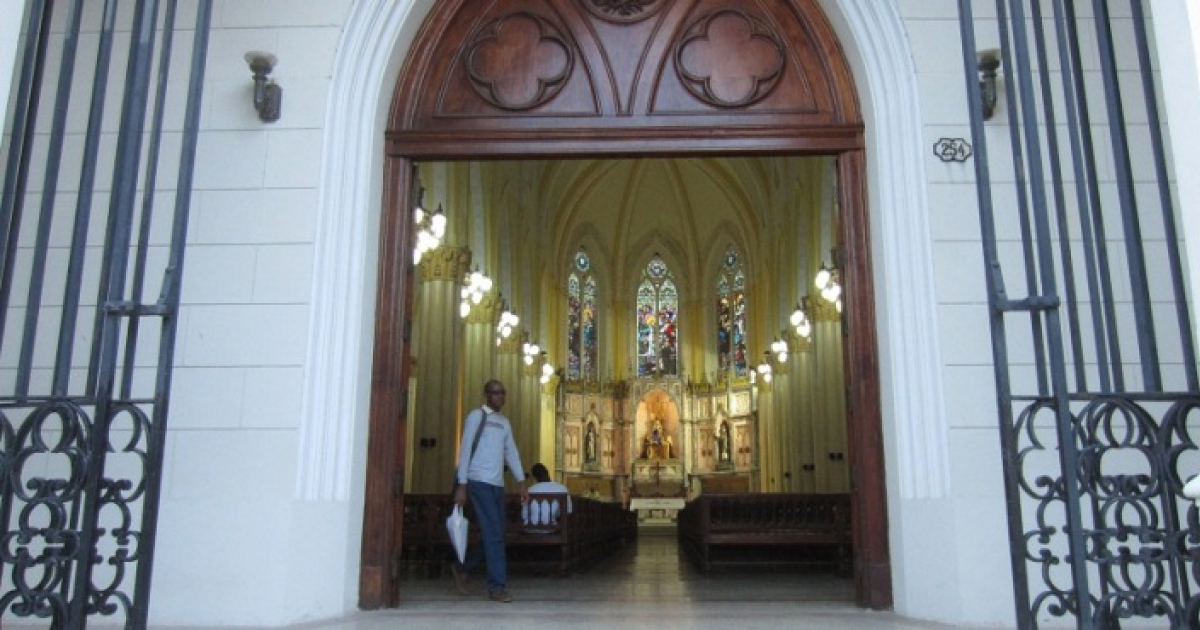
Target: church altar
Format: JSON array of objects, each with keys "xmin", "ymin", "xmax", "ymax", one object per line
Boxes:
[
  {"xmin": 628, "ymin": 496, "xmax": 687, "ymax": 524},
  {"xmin": 558, "ymin": 375, "xmax": 757, "ymax": 513}
]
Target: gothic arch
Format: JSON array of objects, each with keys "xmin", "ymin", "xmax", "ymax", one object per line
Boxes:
[{"xmin": 315, "ymin": 0, "xmax": 947, "ymax": 614}]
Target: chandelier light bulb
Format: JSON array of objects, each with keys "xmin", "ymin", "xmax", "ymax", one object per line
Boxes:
[
  {"xmin": 815, "ymin": 266, "xmax": 831, "ymax": 289},
  {"xmin": 771, "ymin": 338, "xmax": 788, "ymax": 363},
  {"xmin": 459, "ymin": 301, "xmax": 470, "ymax": 318}
]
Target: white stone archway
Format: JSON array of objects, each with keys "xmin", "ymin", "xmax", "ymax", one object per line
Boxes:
[{"xmin": 298, "ymin": 0, "xmax": 954, "ymax": 621}]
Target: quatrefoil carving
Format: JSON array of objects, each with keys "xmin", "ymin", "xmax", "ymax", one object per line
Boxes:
[
  {"xmin": 675, "ymin": 10, "xmax": 785, "ymax": 108},
  {"xmin": 466, "ymin": 13, "xmax": 573, "ymax": 111}
]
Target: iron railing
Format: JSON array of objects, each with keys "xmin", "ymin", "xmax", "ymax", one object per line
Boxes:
[
  {"xmin": 0, "ymin": 0, "xmax": 211, "ymax": 627},
  {"xmin": 958, "ymin": 0, "xmax": 1200, "ymax": 628}
]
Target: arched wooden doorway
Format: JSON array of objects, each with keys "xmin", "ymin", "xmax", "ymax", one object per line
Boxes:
[{"xmin": 359, "ymin": 0, "xmax": 891, "ymax": 610}]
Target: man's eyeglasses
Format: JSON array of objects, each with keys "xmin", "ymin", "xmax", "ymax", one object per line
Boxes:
[{"xmin": 486, "ymin": 389, "xmax": 506, "ymax": 395}]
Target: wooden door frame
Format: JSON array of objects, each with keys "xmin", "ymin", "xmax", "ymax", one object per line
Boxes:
[{"xmin": 359, "ymin": 0, "xmax": 891, "ymax": 611}]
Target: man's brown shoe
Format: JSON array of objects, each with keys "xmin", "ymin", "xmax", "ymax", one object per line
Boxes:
[
  {"xmin": 488, "ymin": 589, "xmax": 513, "ymax": 603},
  {"xmin": 450, "ymin": 564, "xmax": 474, "ymax": 595}
]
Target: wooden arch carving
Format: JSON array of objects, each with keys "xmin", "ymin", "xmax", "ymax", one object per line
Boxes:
[
  {"xmin": 364, "ymin": 0, "xmax": 889, "ymax": 614},
  {"xmin": 387, "ymin": 0, "xmax": 862, "ymax": 154}
]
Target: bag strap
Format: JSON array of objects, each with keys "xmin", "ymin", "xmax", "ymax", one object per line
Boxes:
[{"xmin": 466, "ymin": 408, "xmax": 489, "ymax": 466}]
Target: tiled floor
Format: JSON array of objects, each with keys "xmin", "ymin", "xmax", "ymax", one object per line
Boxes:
[
  {"xmin": 346, "ymin": 528, "xmax": 994, "ymax": 630},
  {"xmin": 13, "ymin": 529, "xmax": 1009, "ymax": 629}
]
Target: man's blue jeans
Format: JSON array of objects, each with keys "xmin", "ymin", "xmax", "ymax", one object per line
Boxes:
[{"xmin": 459, "ymin": 481, "xmax": 507, "ymax": 594}]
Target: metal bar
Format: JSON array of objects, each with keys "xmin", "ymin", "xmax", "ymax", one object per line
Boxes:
[
  {"xmin": 122, "ymin": 0, "xmax": 179, "ymax": 401},
  {"xmin": 1127, "ymin": 0, "xmax": 1198, "ymax": 391},
  {"xmin": 69, "ymin": 0, "xmax": 162, "ymax": 623},
  {"xmin": 1061, "ymin": 0, "xmax": 1124, "ymax": 392},
  {"xmin": 129, "ymin": 6, "xmax": 211, "ymax": 624},
  {"xmin": 957, "ymin": 1, "xmax": 1033, "ymax": 626},
  {"xmin": 995, "ymin": 0, "xmax": 1051, "ymax": 397},
  {"xmin": 1029, "ymin": 0, "xmax": 1088, "ymax": 391},
  {"xmin": 55, "ymin": 0, "xmax": 120, "ymax": 397},
  {"xmin": 18, "ymin": 0, "xmax": 85, "ymax": 399},
  {"xmin": 1091, "ymin": 0, "xmax": 1160, "ymax": 390},
  {"xmin": 1050, "ymin": 0, "xmax": 1112, "ymax": 392},
  {"xmin": 1008, "ymin": 0, "xmax": 1093, "ymax": 625},
  {"xmin": 1126, "ymin": 0, "xmax": 1196, "ymax": 608},
  {"xmin": 0, "ymin": 0, "xmax": 52, "ymax": 368},
  {"xmin": 997, "ymin": 296, "xmax": 1061, "ymax": 312}
]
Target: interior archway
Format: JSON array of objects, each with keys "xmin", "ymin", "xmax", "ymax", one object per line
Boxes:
[{"xmin": 358, "ymin": 0, "xmax": 895, "ymax": 610}]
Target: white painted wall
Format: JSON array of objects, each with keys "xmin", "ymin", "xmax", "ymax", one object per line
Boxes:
[
  {"xmin": 0, "ymin": 1, "xmax": 24, "ymax": 135},
  {"xmin": 1152, "ymin": 0, "xmax": 1200, "ymax": 346},
  {"xmin": 149, "ymin": 1, "xmax": 358, "ymax": 625}
]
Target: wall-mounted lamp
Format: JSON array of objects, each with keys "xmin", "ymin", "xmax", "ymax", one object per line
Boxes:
[
  {"xmin": 978, "ymin": 48, "xmax": 1000, "ymax": 121},
  {"xmin": 789, "ymin": 302, "xmax": 812, "ymax": 339},
  {"xmin": 496, "ymin": 303, "xmax": 519, "ymax": 345},
  {"xmin": 770, "ymin": 337, "xmax": 789, "ymax": 364},
  {"xmin": 814, "ymin": 261, "xmax": 842, "ymax": 313},
  {"xmin": 244, "ymin": 51, "xmax": 282, "ymax": 123},
  {"xmin": 460, "ymin": 267, "xmax": 492, "ymax": 318}
]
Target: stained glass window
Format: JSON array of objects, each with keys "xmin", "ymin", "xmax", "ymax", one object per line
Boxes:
[
  {"xmin": 636, "ymin": 254, "xmax": 679, "ymax": 377},
  {"xmin": 716, "ymin": 247, "xmax": 748, "ymax": 376},
  {"xmin": 567, "ymin": 249, "xmax": 598, "ymax": 381}
]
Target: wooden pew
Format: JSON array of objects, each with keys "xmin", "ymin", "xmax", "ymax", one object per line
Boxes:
[
  {"xmin": 677, "ymin": 493, "xmax": 852, "ymax": 576},
  {"xmin": 395, "ymin": 492, "xmax": 633, "ymax": 578},
  {"xmin": 505, "ymin": 492, "xmax": 574, "ymax": 575}
]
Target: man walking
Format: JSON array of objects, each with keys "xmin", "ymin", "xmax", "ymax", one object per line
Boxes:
[{"xmin": 452, "ymin": 379, "xmax": 529, "ymax": 603}]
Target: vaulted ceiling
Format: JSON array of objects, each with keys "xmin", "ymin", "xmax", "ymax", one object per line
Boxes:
[{"xmin": 484, "ymin": 156, "xmax": 835, "ymax": 301}]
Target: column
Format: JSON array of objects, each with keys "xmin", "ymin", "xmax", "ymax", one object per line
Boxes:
[
  {"xmin": 410, "ymin": 246, "xmax": 470, "ymax": 493},
  {"xmin": 461, "ymin": 291, "xmax": 501, "ymax": 444},
  {"xmin": 788, "ymin": 329, "xmax": 815, "ymax": 493},
  {"xmin": 495, "ymin": 329, "xmax": 531, "ymax": 479},
  {"xmin": 809, "ymin": 299, "xmax": 848, "ymax": 493}
]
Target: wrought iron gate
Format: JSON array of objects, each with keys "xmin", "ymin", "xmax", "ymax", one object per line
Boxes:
[
  {"xmin": 0, "ymin": 0, "xmax": 211, "ymax": 627},
  {"xmin": 958, "ymin": 1, "xmax": 1200, "ymax": 628}
]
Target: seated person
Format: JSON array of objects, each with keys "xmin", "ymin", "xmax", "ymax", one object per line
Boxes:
[{"xmin": 523, "ymin": 463, "xmax": 572, "ymax": 526}]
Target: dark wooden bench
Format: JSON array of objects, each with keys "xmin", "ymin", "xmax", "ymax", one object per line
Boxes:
[
  {"xmin": 677, "ymin": 493, "xmax": 852, "ymax": 576},
  {"xmin": 396, "ymin": 492, "xmax": 634, "ymax": 578}
]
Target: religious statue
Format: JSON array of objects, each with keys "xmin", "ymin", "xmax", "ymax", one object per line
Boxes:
[
  {"xmin": 642, "ymin": 418, "xmax": 673, "ymax": 459},
  {"xmin": 584, "ymin": 423, "xmax": 597, "ymax": 463},
  {"xmin": 717, "ymin": 421, "xmax": 732, "ymax": 463}
]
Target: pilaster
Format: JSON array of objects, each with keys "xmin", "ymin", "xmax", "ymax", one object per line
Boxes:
[{"xmin": 410, "ymin": 245, "xmax": 471, "ymax": 493}]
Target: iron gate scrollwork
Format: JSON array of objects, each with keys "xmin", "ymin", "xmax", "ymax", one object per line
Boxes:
[
  {"xmin": 0, "ymin": 0, "xmax": 212, "ymax": 627},
  {"xmin": 958, "ymin": 0, "xmax": 1200, "ymax": 628}
]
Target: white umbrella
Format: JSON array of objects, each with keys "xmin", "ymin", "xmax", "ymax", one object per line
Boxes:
[{"xmin": 445, "ymin": 504, "xmax": 469, "ymax": 564}]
